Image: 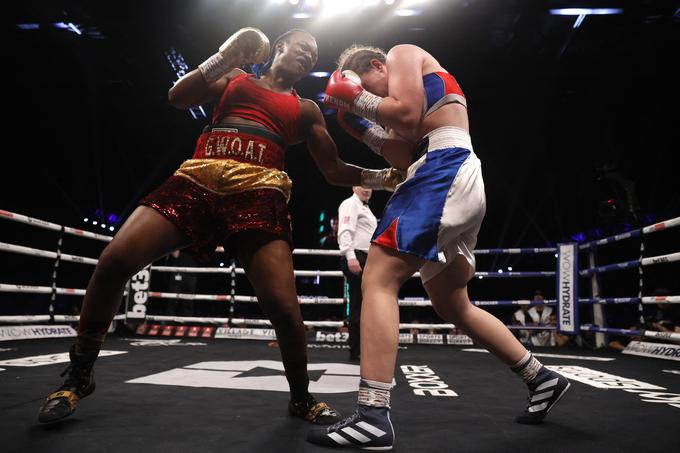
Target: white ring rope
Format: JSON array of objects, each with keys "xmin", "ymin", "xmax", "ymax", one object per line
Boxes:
[
  {"xmin": 0, "ymin": 242, "xmax": 99, "ymax": 265},
  {"xmin": 579, "ymin": 216, "xmax": 680, "ymax": 249},
  {"xmin": 2, "ymin": 209, "xmax": 679, "ymax": 339},
  {"xmin": 0, "ymin": 209, "xmax": 113, "ymax": 242},
  {"xmin": 640, "ymin": 252, "xmax": 680, "ymax": 266},
  {"xmin": 0, "ymin": 314, "xmax": 126, "ymax": 323},
  {"xmin": 1, "ymin": 240, "xmax": 562, "ymax": 278}
]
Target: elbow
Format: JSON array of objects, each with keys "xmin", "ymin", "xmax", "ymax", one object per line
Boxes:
[
  {"xmin": 395, "ymin": 112, "xmax": 421, "ymax": 131},
  {"xmin": 380, "ymin": 103, "xmax": 420, "ymax": 131},
  {"xmin": 321, "ymin": 167, "xmax": 342, "ymax": 186},
  {"xmin": 167, "ymin": 88, "xmax": 181, "ymax": 109},
  {"xmin": 168, "ymin": 86, "xmax": 190, "ymax": 110}
]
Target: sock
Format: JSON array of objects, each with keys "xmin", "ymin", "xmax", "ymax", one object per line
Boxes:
[
  {"xmin": 358, "ymin": 378, "xmax": 393, "ymax": 408},
  {"xmin": 510, "ymin": 351, "xmax": 544, "ymax": 384}
]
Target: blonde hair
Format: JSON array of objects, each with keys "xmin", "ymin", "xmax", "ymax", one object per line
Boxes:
[{"xmin": 337, "ymin": 44, "xmax": 387, "ymax": 75}]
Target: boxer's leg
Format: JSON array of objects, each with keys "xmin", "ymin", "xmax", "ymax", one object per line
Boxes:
[
  {"xmin": 237, "ymin": 231, "xmax": 341, "ymax": 425},
  {"xmin": 425, "ymin": 254, "xmax": 571, "ymax": 425},
  {"xmin": 38, "ymin": 206, "xmax": 189, "ymax": 423}
]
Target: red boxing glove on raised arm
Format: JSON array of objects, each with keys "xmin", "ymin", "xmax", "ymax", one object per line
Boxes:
[{"xmin": 323, "ymin": 70, "xmax": 382, "ymax": 123}]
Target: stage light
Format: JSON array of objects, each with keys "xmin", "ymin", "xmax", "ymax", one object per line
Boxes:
[
  {"xmin": 508, "ymin": 267, "xmax": 513, "ymax": 271},
  {"xmin": 109, "ymin": 226, "xmax": 115, "ymax": 231},
  {"xmin": 550, "ymin": 8, "xmax": 623, "ymax": 29},
  {"xmin": 83, "ymin": 218, "xmax": 88, "ymax": 222},
  {"xmin": 394, "ymin": 9, "xmax": 422, "ymax": 16},
  {"xmin": 292, "ymin": 12, "xmax": 312, "ymax": 18},
  {"xmin": 53, "ymin": 22, "xmax": 82, "ymax": 35},
  {"xmin": 101, "ymin": 224, "xmax": 107, "ymax": 229},
  {"xmin": 320, "ymin": 0, "xmax": 362, "ymax": 19},
  {"xmin": 549, "ymin": 8, "xmax": 623, "ymax": 16},
  {"xmin": 92, "ymin": 220, "xmax": 98, "ymax": 225},
  {"xmin": 166, "ymin": 48, "xmax": 207, "ymax": 119},
  {"xmin": 498, "ymin": 269, "xmax": 503, "ymax": 274},
  {"xmin": 17, "ymin": 24, "xmax": 40, "ymax": 30},
  {"xmin": 309, "ymin": 71, "xmax": 330, "ymax": 77}
]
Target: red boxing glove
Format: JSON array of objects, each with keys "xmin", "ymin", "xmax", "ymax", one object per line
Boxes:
[
  {"xmin": 324, "ymin": 70, "xmax": 362, "ymax": 111},
  {"xmin": 324, "ymin": 70, "xmax": 381, "ymax": 123}
]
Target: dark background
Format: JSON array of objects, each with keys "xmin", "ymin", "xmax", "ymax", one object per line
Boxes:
[{"xmin": 3, "ymin": 0, "xmax": 679, "ymax": 323}]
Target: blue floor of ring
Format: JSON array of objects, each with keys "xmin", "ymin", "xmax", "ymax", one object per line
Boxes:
[{"xmin": 1, "ymin": 335, "xmax": 677, "ymax": 453}]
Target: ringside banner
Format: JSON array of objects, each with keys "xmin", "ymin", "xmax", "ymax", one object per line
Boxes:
[
  {"xmin": 125, "ymin": 265, "xmax": 151, "ymax": 320},
  {"xmin": 557, "ymin": 243, "xmax": 579, "ymax": 334},
  {"xmin": 0, "ymin": 325, "xmax": 76, "ymax": 341},
  {"xmin": 623, "ymin": 341, "xmax": 680, "ymax": 362},
  {"xmin": 215, "ymin": 327, "xmax": 277, "ymax": 340}
]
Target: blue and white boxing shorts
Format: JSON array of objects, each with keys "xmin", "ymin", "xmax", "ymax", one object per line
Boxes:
[{"xmin": 372, "ymin": 126, "xmax": 486, "ymax": 283}]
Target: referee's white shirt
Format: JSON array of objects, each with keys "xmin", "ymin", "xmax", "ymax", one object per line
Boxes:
[{"xmin": 338, "ymin": 193, "xmax": 377, "ymax": 261}]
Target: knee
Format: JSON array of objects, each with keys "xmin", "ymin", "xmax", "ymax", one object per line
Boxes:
[
  {"xmin": 432, "ymin": 299, "xmax": 471, "ymax": 327},
  {"xmin": 261, "ymin": 297, "xmax": 303, "ymax": 328},
  {"xmin": 95, "ymin": 246, "xmax": 139, "ymax": 282}
]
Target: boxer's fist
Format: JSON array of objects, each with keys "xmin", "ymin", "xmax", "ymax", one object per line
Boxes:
[
  {"xmin": 337, "ymin": 111, "xmax": 371, "ymax": 142},
  {"xmin": 324, "ymin": 70, "xmax": 364, "ymax": 111},
  {"xmin": 360, "ymin": 167, "xmax": 406, "ymax": 192},
  {"xmin": 218, "ymin": 27, "xmax": 270, "ymax": 67},
  {"xmin": 324, "ymin": 70, "xmax": 381, "ymax": 122},
  {"xmin": 199, "ymin": 27, "xmax": 270, "ymax": 84},
  {"xmin": 337, "ymin": 112, "xmax": 388, "ymax": 156}
]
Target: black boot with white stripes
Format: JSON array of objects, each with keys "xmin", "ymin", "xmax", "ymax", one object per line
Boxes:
[
  {"xmin": 307, "ymin": 405, "xmax": 394, "ymax": 450},
  {"xmin": 511, "ymin": 351, "xmax": 571, "ymax": 424},
  {"xmin": 308, "ymin": 377, "xmax": 394, "ymax": 450},
  {"xmin": 514, "ymin": 358, "xmax": 571, "ymax": 424}
]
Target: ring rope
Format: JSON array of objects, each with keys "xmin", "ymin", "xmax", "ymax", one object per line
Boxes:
[
  {"xmin": 0, "ymin": 314, "xmax": 126, "ymax": 324},
  {"xmin": 0, "ymin": 209, "xmax": 113, "ymax": 242},
  {"xmin": 578, "ymin": 216, "xmax": 680, "ymax": 249},
  {"xmin": 2, "ymin": 209, "xmax": 679, "ymax": 344},
  {"xmin": 579, "ymin": 252, "xmax": 680, "ymax": 276},
  {"xmin": 0, "ymin": 241, "xmax": 559, "ymax": 278}
]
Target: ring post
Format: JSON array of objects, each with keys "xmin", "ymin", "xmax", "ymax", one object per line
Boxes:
[{"xmin": 586, "ymin": 247, "xmax": 606, "ymax": 347}]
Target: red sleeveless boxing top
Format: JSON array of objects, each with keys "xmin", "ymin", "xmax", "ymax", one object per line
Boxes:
[{"xmin": 212, "ymin": 73, "xmax": 301, "ymax": 146}]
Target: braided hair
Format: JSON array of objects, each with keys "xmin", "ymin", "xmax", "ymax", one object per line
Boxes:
[{"xmin": 251, "ymin": 29, "xmax": 314, "ymax": 78}]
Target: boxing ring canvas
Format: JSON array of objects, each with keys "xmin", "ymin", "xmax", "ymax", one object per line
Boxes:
[{"xmin": 1, "ymin": 337, "xmax": 678, "ymax": 452}]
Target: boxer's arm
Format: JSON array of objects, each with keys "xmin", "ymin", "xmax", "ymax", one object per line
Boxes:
[
  {"xmin": 302, "ymin": 100, "xmax": 363, "ymax": 187},
  {"xmin": 168, "ymin": 69, "xmax": 241, "ymax": 110},
  {"xmin": 168, "ymin": 27, "xmax": 269, "ymax": 110},
  {"xmin": 378, "ymin": 44, "xmax": 426, "ymax": 131},
  {"xmin": 302, "ymin": 100, "xmax": 404, "ymax": 190},
  {"xmin": 336, "ymin": 113, "xmax": 413, "ymax": 170}
]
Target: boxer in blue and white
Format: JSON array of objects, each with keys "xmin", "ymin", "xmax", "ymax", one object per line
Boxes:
[{"xmin": 308, "ymin": 44, "xmax": 571, "ymax": 450}]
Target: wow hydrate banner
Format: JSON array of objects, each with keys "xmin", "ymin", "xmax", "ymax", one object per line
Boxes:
[{"xmin": 557, "ymin": 243, "xmax": 579, "ymax": 334}]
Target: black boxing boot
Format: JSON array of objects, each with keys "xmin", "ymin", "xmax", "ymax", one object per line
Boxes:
[
  {"xmin": 289, "ymin": 393, "xmax": 342, "ymax": 425},
  {"xmin": 516, "ymin": 367, "xmax": 571, "ymax": 425},
  {"xmin": 38, "ymin": 343, "xmax": 98, "ymax": 423},
  {"xmin": 307, "ymin": 378, "xmax": 395, "ymax": 450},
  {"xmin": 511, "ymin": 352, "xmax": 571, "ymax": 425}
]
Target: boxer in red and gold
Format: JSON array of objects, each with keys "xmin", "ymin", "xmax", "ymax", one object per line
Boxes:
[{"xmin": 38, "ymin": 28, "xmax": 404, "ymax": 425}]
